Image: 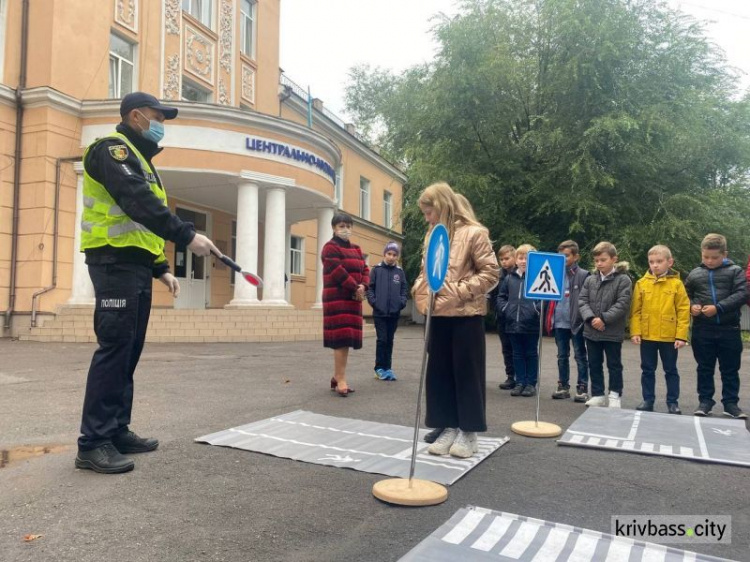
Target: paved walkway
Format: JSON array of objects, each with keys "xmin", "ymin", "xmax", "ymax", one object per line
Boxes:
[{"xmin": 0, "ymin": 326, "xmax": 747, "ymax": 561}]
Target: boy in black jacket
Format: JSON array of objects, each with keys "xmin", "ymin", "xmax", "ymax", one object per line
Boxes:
[
  {"xmin": 367, "ymin": 241, "xmax": 408, "ymax": 381},
  {"xmin": 685, "ymin": 233, "xmax": 747, "ymax": 418}
]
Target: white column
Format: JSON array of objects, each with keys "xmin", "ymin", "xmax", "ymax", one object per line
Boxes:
[
  {"xmin": 67, "ymin": 162, "xmax": 95, "ymax": 305},
  {"xmin": 312, "ymin": 207, "xmax": 335, "ymax": 309},
  {"xmin": 261, "ymin": 187, "xmax": 290, "ymax": 306},
  {"xmin": 228, "ymin": 181, "xmax": 260, "ymax": 306}
]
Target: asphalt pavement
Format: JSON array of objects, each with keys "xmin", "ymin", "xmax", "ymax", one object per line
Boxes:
[{"xmin": 0, "ymin": 326, "xmax": 748, "ymax": 561}]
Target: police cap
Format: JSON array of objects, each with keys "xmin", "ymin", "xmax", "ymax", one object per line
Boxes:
[{"xmin": 120, "ymin": 92, "xmax": 178, "ymax": 120}]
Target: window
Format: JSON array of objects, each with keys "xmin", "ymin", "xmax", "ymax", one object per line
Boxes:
[
  {"xmin": 240, "ymin": 0, "xmax": 256, "ymax": 58},
  {"xmin": 383, "ymin": 191, "xmax": 393, "ymax": 229},
  {"xmin": 290, "ymin": 236, "xmax": 304, "ymax": 276},
  {"xmin": 109, "ymin": 33, "xmax": 134, "ymax": 98},
  {"xmin": 334, "ymin": 165, "xmax": 343, "ymax": 205},
  {"xmin": 182, "ymin": 0, "xmax": 213, "ymax": 29},
  {"xmin": 359, "ymin": 177, "xmax": 370, "ymax": 220},
  {"xmin": 181, "ymin": 78, "xmax": 211, "ymax": 102}
]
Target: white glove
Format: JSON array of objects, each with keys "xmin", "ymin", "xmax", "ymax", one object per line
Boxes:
[
  {"xmin": 187, "ymin": 233, "xmax": 217, "ymax": 257},
  {"xmin": 159, "ymin": 272, "xmax": 180, "ymax": 297}
]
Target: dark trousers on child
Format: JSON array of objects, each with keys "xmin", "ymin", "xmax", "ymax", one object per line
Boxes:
[
  {"xmin": 497, "ymin": 324, "xmax": 515, "ymax": 378},
  {"xmin": 374, "ymin": 315, "xmax": 399, "ymax": 371},
  {"xmin": 640, "ymin": 340, "xmax": 680, "ymax": 404},
  {"xmin": 691, "ymin": 328, "xmax": 742, "ymax": 406},
  {"xmin": 425, "ymin": 316, "xmax": 486, "ymax": 432},
  {"xmin": 508, "ymin": 332, "xmax": 539, "ymax": 387},
  {"xmin": 554, "ymin": 328, "xmax": 588, "ymax": 388},
  {"xmin": 586, "ymin": 339, "xmax": 623, "ymax": 397}
]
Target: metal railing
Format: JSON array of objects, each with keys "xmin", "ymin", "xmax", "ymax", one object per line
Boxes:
[{"xmin": 280, "ymin": 73, "xmax": 368, "ymax": 144}]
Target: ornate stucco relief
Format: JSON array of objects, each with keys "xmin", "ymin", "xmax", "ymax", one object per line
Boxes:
[
  {"xmin": 165, "ymin": 0, "xmax": 180, "ymax": 35},
  {"xmin": 163, "ymin": 54, "xmax": 180, "ymax": 100},
  {"xmin": 219, "ymin": 0, "xmax": 233, "ymax": 73},
  {"xmin": 185, "ymin": 25, "xmax": 215, "ymax": 85},
  {"xmin": 115, "ymin": 0, "xmax": 138, "ymax": 32},
  {"xmin": 241, "ymin": 64, "xmax": 255, "ymax": 104}
]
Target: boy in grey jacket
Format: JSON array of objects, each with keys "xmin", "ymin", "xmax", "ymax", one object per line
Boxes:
[{"xmin": 578, "ymin": 242, "xmax": 632, "ymax": 408}]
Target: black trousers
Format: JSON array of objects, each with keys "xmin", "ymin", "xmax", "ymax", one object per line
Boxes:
[
  {"xmin": 585, "ymin": 339, "xmax": 623, "ymax": 397},
  {"xmin": 497, "ymin": 326, "xmax": 515, "ymax": 378},
  {"xmin": 425, "ymin": 316, "xmax": 486, "ymax": 432},
  {"xmin": 79, "ymin": 263, "xmax": 153, "ymax": 450},
  {"xmin": 691, "ymin": 328, "xmax": 742, "ymax": 406},
  {"xmin": 374, "ymin": 315, "xmax": 399, "ymax": 371}
]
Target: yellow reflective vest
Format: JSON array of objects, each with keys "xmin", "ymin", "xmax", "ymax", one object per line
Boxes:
[{"xmin": 80, "ymin": 131, "xmax": 167, "ymax": 265}]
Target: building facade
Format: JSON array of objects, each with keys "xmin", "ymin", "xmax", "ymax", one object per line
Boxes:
[{"xmin": 0, "ymin": 0, "xmax": 405, "ymax": 341}]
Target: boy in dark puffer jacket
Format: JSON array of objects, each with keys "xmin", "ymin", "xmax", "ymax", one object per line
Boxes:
[
  {"xmin": 367, "ymin": 241, "xmax": 408, "ymax": 381},
  {"xmin": 685, "ymin": 233, "xmax": 747, "ymax": 419},
  {"xmin": 496, "ymin": 244, "xmax": 542, "ymax": 397}
]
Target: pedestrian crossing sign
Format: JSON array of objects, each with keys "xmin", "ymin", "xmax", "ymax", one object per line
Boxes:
[{"xmin": 524, "ymin": 251, "xmax": 565, "ymax": 301}]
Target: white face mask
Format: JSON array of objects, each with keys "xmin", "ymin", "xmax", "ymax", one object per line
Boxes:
[{"xmin": 337, "ymin": 229, "xmax": 351, "ymax": 240}]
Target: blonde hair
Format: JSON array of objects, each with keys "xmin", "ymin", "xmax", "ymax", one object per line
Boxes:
[
  {"xmin": 516, "ymin": 244, "xmax": 537, "ymax": 256},
  {"xmin": 454, "ymin": 193, "xmax": 479, "ymax": 223},
  {"xmin": 648, "ymin": 245, "xmax": 672, "ymax": 260},
  {"xmin": 498, "ymin": 244, "xmax": 515, "ymax": 257},
  {"xmin": 418, "ymin": 182, "xmax": 483, "ymax": 241},
  {"xmin": 701, "ymin": 233, "xmax": 727, "ymax": 253}
]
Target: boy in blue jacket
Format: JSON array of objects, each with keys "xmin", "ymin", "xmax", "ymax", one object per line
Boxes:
[{"xmin": 367, "ymin": 241, "xmax": 408, "ymax": 381}]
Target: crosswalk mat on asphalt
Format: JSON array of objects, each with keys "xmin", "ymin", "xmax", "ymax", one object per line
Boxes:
[
  {"xmin": 195, "ymin": 410, "xmax": 509, "ymax": 485},
  {"xmin": 557, "ymin": 408, "xmax": 750, "ymax": 467},
  {"xmin": 398, "ymin": 506, "xmax": 735, "ymax": 562}
]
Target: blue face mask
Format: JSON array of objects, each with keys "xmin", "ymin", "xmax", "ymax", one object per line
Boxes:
[{"xmin": 137, "ymin": 111, "xmax": 165, "ymax": 143}]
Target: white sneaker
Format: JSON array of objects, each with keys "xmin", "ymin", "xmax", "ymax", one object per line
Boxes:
[
  {"xmin": 608, "ymin": 391, "xmax": 621, "ymax": 408},
  {"xmin": 449, "ymin": 430, "xmax": 479, "ymax": 458},
  {"xmin": 428, "ymin": 428, "xmax": 458, "ymax": 455},
  {"xmin": 585, "ymin": 395, "xmax": 607, "ymax": 407}
]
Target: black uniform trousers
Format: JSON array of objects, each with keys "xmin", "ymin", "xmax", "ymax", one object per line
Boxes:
[
  {"xmin": 78, "ymin": 263, "xmax": 153, "ymax": 450},
  {"xmin": 691, "ymin": 327, "xmax": 742, "ymax": 406},
  {"xmin": 425, "ymin": 316, "xmax": 487, "ymax": 432}
]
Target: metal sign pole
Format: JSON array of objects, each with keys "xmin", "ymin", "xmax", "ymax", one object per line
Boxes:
[
  {"xmin": 408, "ymin": 290, "xmax": 435, "ymax": 485},
  {"xmin": 535, "ymin": 310, "xmax": 543, "ymax": 427}
]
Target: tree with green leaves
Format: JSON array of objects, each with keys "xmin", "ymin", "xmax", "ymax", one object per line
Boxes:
[{"xmin": 346, "ymin": 0, "xmax": 750, "ymax": 281}]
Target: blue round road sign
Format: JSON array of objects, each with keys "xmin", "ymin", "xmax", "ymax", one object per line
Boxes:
[{"xmin": 426, "ymin": 223, "xmax": 450, "ymax": 292}]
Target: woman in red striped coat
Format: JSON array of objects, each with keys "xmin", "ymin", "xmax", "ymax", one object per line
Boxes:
[{"xmin": 322, "ymin": 212, "xmax": 370, "ymax": 396}]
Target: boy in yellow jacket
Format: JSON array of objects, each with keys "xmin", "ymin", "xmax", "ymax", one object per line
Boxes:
[{"xmin": 629, "ymin": 245, "xmax": 690, "ymax": 414}]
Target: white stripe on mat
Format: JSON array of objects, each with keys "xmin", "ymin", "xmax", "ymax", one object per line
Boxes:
[
  {"xmin": 470, "ymin": 515, "xmax": 514, "ymax": 552},
  {"xmin": 499, "ymin": 521, "xmax": 541, "ymax": 558},
  {"xmin": 567, "ymin": 532, "xmax": 600, "ymax": 562},
  {"xmin": 693, "ymin": 416, "xmax": 709, "ymax": 458},
  {"xmin": 605, "ymin": 538, "xmax": 634, "ymax": 561},
  {"xmin": 532, "ymin": 527, "xmax": 571, "ymax": 561},
  {"xmin": 442, "ymin": 510, "xmax": 486, "ymax": 545},
  {"xmin": 641, "ymin": 544, "xmax": 667, "ymax": 562}
]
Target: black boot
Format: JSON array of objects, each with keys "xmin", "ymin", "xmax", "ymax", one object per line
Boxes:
[
  {"xmin": 636, "ymin": 401, "xmax": 654, "ymax": 412},
  {"xmin": 499, "ymin": 377, "xmax": 516, "ymax": 390},
  {"xmin": 112, "ymin": 430, "xmax": 159, "ymax": 454},
  {"xmin": 75, "ymin": 443, "xmax": 134, "ymax": 474},
  {"xmin": 423, "ymin": 427, "xmax": 444, "ymax": 444}
]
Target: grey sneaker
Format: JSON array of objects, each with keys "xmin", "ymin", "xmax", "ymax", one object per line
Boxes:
[
  {"xmin": 694, "ymin": 401, "xmax": 714, "ymax": 417},
  {"xmin": 449, "ymin": 430, "xmax": 478, "ymax": 458},
  {"xmin": 428, "ymin": 428, "xmax": 458, "ymax": 455},
  {"xmin": 552, "ymin": 383, "xmax": 570, "ymax": 399},
  {"xmin": 574, "ymin": 385, "xmax": 589, "ymax": 403},
  {"xmin": 724, "ymin": 403, "xmax": 748, "ymax": 419}
]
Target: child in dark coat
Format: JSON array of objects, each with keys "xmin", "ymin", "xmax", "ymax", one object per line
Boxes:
[
  {"xmin": 497, "ymin": 244, "xmax": 542, "ymax": 397},
  {"xmin": 367, "ymin": 241, "xmax": 408, "ymax": 381}
]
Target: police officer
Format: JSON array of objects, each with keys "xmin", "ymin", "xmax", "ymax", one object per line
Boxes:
[{"xmin": 75, "ymin": 92, "xmax": 217, "ymax": 474}]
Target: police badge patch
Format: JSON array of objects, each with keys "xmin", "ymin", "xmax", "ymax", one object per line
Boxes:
[{"xmin": 108, "ymin": 145, "xmax": 129, "ymax": 161}]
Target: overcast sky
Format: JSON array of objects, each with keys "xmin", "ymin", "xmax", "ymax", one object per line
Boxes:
[{"xmin": 279, "ymin": 0, "xmax": 750, "ymax": 120}]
